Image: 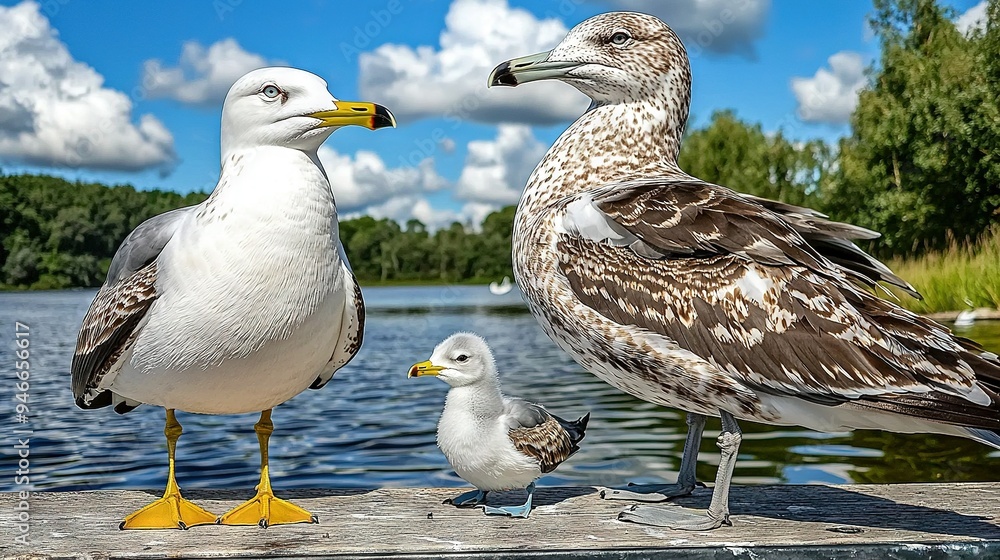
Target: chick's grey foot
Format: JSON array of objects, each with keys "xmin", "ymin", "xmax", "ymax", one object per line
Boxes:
[
  {"xmin": 483, "ymin": 502, "xmax": 532, "ymax": 518},
  {"xmin": 618, "ymin": 504, "xmax": 729, "ymax": 530},
  {"xmin": 482, "ymin": 482, "xmax": 534, "ymax": 519},
  {"xmin": 445, "ymin": 489, "xmax": 488, "ymax": 508}
]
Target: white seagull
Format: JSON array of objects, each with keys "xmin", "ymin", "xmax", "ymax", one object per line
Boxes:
[
  {"xmin": 409, "ymin": 333, "xmax": 589, "ymax": 518},
  {"xmin": 489, "ymin": 12, "xmax": 1000, "ymax": 530},
  {"xmin": 72, "ymin": 67, "xmax": 395, "ymax": 529}
]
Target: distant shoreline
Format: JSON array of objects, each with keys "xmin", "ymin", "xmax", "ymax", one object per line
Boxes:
[{"xmin": 2, "ymin": 286, "xmax": 997, "ymax": 323}]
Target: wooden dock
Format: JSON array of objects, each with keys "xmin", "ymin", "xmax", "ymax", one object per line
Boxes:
[{"xmin": 3, "ymin": 483, "xmax": 1000, "ymax": 559}]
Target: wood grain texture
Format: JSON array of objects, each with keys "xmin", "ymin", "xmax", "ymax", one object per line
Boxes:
[{"xmin": 2, "ymin": 483, "xmax": 999, "ymax": 559}]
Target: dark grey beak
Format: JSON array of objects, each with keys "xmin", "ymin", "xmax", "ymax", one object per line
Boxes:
[{"xmin": 488, "ymin": 50, "xmax": 582, "ymax": 88}]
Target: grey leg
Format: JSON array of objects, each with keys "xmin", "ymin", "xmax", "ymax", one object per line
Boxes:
[
  {"xmin": 602, "ymin": 412, "xmax": 706, "ymax": 502},
  {"xmin": 619, "ymin": 410, "xmax": 742, "ymax": 530},
  {"xmin": 445, "ymin": 488, "xmax": 488, "ymax": 508}
]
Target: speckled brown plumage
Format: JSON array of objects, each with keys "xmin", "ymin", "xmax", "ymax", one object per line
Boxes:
[
  {"xmin": 509, "ymin": 413, "xmax": 589, "ymax": 473},
  {"xmin": 71, "ymin": 262, "xmax": 158, "ymax": 408},
  {"xmin": 507, "ymin": 12, "xmax": 1000, "ymax": 441}
]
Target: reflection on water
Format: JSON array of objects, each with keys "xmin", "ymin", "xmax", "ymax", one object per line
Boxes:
[{"xmin": 0, "ymin": 286, "xmax": 998, "ymax": 492}]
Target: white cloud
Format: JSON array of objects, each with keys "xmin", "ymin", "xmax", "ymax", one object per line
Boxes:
[
  {"xmin": 327, "ymin": 124, "xmax": 546, "ymax": 230},
  {"xmin": 955, "ymin": 1, "xmax": 987, "ymax": 35},
  {"xmin": 791, "ymin": 51, "xmax": 867, "ymax": 125},
  {"xmin": 456, "ymin": 125, "xmax": 546, "ymax": 206},
  {"xmin": 330, "ymin": 125, "xmax": 544, "ymax": 230},
  {"xmin": 318, "ymin": 147, "xmax": 448, "ymax": 213},
  {"xmin": 358, "ymin": 0, "xmax": 588, "ymax": 125},
  {"xmin": 597, "ymin": 0, "xmax": 771, "ymax": 57},
  {"xmin": 0, "ymin": 1, "xmax": 175, "ymax": 172},
  {"xmin": 141, "ymin": 38, "xmax": 281, "ymax": 106},
  {"xmin": 439, "ymin": 137, "xmax": 457, "ymax": 154}
]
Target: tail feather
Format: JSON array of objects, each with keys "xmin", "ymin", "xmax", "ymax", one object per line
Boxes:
[
  {"xmin": 966, "ymin": 428, "xmax": 1000, "ymax": 450},
  {"xmin": 555, "ymin": 412, "xmax": 590, "ymax": 446}
]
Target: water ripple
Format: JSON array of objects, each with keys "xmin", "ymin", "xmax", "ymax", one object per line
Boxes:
[{"xmin": 1, "ymin": 287, "xmax": 998, "ymax": 492}]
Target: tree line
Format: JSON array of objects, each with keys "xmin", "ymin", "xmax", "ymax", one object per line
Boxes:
[
  {"xmin": 1, "ymin": 0, "xmax": 997, "ymax": 290},
  {"xmin": 0, "ymin": 174, "xmax": 516, "ymax": 289}
]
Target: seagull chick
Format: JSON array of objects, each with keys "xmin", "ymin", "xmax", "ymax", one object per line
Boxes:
[
  {"xmin": 409, "ymin": 333, "xmax": 590, "ymax": 518},
  {"xmin": 489, "ymin": 11, "xmax": 1000, "ymax": 530},
  {"xmin": 72, "ymin": 67, "xmax": 394, "ymax": 530}
]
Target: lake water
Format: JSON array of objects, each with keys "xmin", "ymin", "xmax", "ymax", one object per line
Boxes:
[{"xmin": 1, "ymin": 286, "xmax": 998, "ymax": 493}]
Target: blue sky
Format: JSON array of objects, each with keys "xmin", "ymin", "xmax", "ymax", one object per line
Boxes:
[{"xmin": 0, "ymin": 0, "xmax": 986, "ymax": 227}]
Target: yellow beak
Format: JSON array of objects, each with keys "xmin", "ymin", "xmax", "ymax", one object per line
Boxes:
[
  {"xmin": 408, "ymin": 360, "xmax": 445, "ymax": 378},
  {"xmin": 307, "ymin": 102, "xmax": 396, "ymax": 130}
]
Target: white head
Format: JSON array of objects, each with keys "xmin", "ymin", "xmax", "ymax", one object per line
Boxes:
[
  {"xmin": 408, "ymin": 332, "xmax": 498, "ymax": 388},
  {"xmin": 220, "ymin": 66, "xmax": 395, "ymax": 156}
]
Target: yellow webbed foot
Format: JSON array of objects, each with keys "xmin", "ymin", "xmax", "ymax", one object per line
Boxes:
[
  {"xmin": 120, "ymin": 493, "xmax": 217, "ymax": 530},
  {"xmin": 217, "ymin": 490, "xmax": 317, "ymax": 528}
]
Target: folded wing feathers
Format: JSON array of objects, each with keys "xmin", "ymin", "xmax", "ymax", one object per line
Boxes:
[
  {"xmin": 71, "ymin": 262, "xmax": 158, "ymax": 406},
  {"xmin": 505, "ymin": 399, "xmax": 586, "ymax": 473},
  {"xmin": 558, "ymin": 178, "xmax": 1000, "ymax": 426}
]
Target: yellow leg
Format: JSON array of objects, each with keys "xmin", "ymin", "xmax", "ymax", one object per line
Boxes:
[
  {"xmin": 217, "ymin": 409, "xmax": 318, "ymax": 528},
  {"xmin": 120, "ymin": 409, "xmax": 217, "ymax": 530}
]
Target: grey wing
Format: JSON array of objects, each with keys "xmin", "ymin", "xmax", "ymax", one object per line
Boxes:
[
  {"xmin": 311, "ymin": 265, "xmax": 365, "ymax": 390},
  {"xmin": 504, "ymin": 399, "xmax": 578, "ymax": 473},
  {"xmin": 557, "ymin": 178, "xmax": 1000, "ymax": 425},
  {"xmin": 106, "ymin": 206, "xmax": 194, "ymax": 285},
  {"xmin": 503, "ymin": 398, "xmax": 550, "ymax": 429},
  {"xmin": 71, "ymin": 207, "xmax": 191, "ymax": 410}
]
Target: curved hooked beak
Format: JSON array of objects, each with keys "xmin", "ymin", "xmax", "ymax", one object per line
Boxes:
[
  {"xmin": 308, "ymin": 102, "xmax": 397, "ymax": 130},
  {"xmin": 408, "ymin": 360, "xmax": 445, "ymax": 378},
  {"xmin": 488, "ymin": 50, "xmax": 583, "ymax": 87}
]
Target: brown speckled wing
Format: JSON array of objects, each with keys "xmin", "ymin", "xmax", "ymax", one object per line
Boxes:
[
  {"xmin": 558, "ymin": 180, "xmax": 1000, "ymax": 427},
  {"xmin": 71, "ymin": 262, "xmax": 158, "ymax": 408},
  {"xmin": 509, "ymin": 415, "xmax": 576, "ymax": 473}
]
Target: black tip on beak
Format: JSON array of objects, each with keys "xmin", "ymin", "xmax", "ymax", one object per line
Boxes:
[
  {"xmin": 373, "ymin": 104, "xmax": 397, "ymax": 129},
  {"xmin": 489, "ymin": 61, "xmax": 518, "ymax": 87}
]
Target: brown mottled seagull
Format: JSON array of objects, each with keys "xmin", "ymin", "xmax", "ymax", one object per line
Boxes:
[
  {"xmin": 488, "ymin": 12, "xmax": 1000, "ymax": 530},
  {"xmin": 409, "ymin": 333, "xmax": 590, "ymax": 518},
  {"xmin": 72, "ymin": 67, "xmax": 394, "ymax": 529}
]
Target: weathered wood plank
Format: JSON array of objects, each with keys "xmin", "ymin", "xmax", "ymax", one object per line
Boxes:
[{"xmin": 2, "ymin": 483, "xmax": 999, "ymax": 559}]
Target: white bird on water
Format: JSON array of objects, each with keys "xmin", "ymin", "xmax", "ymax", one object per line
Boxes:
[
  {"xmin": 409, "ymin": 333, "xmax": 589, "ymax": 518},
  {"xmin": 72, "ymin": 67, "xmax": 395, "ymax": 529},
  {"xmin": 489, "ymin": 12, "xmax": 1000, "ymax": 530},
  {"xmin": 489, "ymin": 276, "xmax": 514, "ymax": 295}
]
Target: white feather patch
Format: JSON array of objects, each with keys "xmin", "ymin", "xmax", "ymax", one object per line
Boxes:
[
  {"xmin": 734, "ymin": 267, "xmax": 774, "ymax": 305},
  {"xmin": 562, "ymin": 195, "xmax": 635, "ymax": 245}
]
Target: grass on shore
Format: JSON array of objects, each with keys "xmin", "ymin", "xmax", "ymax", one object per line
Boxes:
[{"xmin": 887, "ymin": 227, "xmax": 1000, "ymax": 314}]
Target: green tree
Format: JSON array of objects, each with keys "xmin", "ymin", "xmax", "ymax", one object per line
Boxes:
[
  {"xmin": 0, "ymin": 174, "xmax": 207, "ymax": 289},
  {"xmin": 829, "ymin": 0, "xmax": 1000, "ymax": 256},
  {"xmin": 679, "ymin": 110, "xmax": 831, "ymax": 209}
]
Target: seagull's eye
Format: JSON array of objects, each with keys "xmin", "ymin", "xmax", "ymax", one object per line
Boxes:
[
  {"xmin": 609, "ymin": 31, "xmax": 632, "ymax": 47},
  {"xmin": 456, "ymin": 354, "xmax": 469, "ymax": 363},
  {"xmin": 261, "ymin": 85, "xmax": 282, "ymax": 99}
]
